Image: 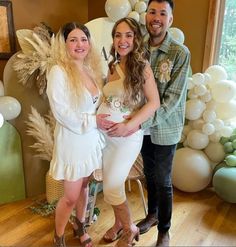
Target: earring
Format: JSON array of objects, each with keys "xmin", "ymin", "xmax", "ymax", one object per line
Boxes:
[{"xmin": 114, "ymin": 51, "xmax": 120, "ymax": 64}]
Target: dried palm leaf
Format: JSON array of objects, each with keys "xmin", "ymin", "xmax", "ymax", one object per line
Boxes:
[
  {"xmin": 14, "ymin": 24, "xmax": 55, "ymax": 96},
  {"xmin": 16, "ymin": 29, "xmax": 35, "ymax": 54},
  {"xmin": 26, "ymin": 106, "xmax": 54, "ymax": 161}
]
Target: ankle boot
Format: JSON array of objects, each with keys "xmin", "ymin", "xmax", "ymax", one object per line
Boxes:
[
  {"xmin": 73, "ymin": 217, "xmax": 92, "ymax": 246},
  {"xmin": 54, "ymin": 232, "xmax": 66, "ymax": 247},
  {"xmin": 156, "ymin": 231, "xmax": 170, "ymax": 247},
  {"xmin": 136, "ymin": 213, "xmax": 158, "ymax": 234}
]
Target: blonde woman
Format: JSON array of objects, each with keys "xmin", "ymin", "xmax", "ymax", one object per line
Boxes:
[{"xmin": 46, "ymin": 22, "xmax": 113, "ymax": 247}]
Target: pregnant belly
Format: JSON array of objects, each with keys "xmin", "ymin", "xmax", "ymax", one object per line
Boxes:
[{"xmin": 97, "ymin": 102, "xmax": 131, "ymax": 123}]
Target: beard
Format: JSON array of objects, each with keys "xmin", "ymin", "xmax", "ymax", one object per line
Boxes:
[{"xmin": 147, "ymin": 26, "xmax": 164, "ymax": 39}]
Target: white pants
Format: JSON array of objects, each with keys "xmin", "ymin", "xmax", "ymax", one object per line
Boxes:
[{"xmin": 102, "ymin": 130, "xmax": 143, "ymax": 205}]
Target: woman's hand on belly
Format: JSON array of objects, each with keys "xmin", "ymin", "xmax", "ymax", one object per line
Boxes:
[
  {"xmin": 106, "ymin": 122, "xmax": 139, "ymax": 137},
  {"xmin": 96, "ymin": 114, "xmax": 116, "ymax": 131}
]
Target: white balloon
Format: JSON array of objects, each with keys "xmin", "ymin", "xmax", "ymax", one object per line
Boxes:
[
  {"xmin": 85, "ymin": 17, "xmax": 114, "ymax": 77},
  {"xmin": 192, "ymin": 73, "xmax": 205, "ymax": 85},
  {"xmin": 105, "ymin": 0, "xmax": 132, "ymax": 22},
  {"xmin": 209, "ymin": 131, "xmax": 222, "ymax": 142},
  {"xmin": 187, "ymin": 89, "xmax": 198, "ymax": 99},
  {"xmin": 220, "ymin": 126, "xmax": 233, "ymax": 137},
  {"xmin": 189, "ymin": 130, "xmax": 210, "ymax": 150},
  {"xmin": 187, "ymin": 77, "xmax": 194, "ymax": 90},
  {"xmin": 192, "ymin": 118, "xmax": 205, "ymax": 130},
  {"xmin": 206, "ymin": 100, "xmax": 217, "ymax": 111},
  {"xmin": 0, "ymin": 113, "xmax": 4, "ymax": 128},
  {"xmin": 128, "ymin": 11, "xmax": 140, "ymax": 22},
  {"xmin": 0, "ymin": 96, "xmax": 21, "ymax": 120},
  {"xmin": 225, "ymin": 120, "xmax": 236, "ymax": 130},
  {"xmin": 140, "ymin": 25, "xmax": 148, "ymax": 36},
  {"xmin": 0, "ymin": 80, "xmax": 4, "ymax": 96},
  {"xmin": 187, "ymin": 130, "xmax": 209, "ymax": 150},
  {"xmin": 202, "ymin": 123, "xmax": 215, "ymax": 135},
  {"xmin": 205, "ymin": 65, "xmax": 228, "ymax": 83},
  {"xmin": 183, "ymin": 139, "xmax": 188, "ymax": 147},
  {"xmin": 134, "ymin": 1, "xmax": 147, "ymax": 13},
  {"xmin": 202, "ymin": 110, "xmax": 217, "ymax": 123},
  {"xmin": 180, "ymin": 133, "xmax": 186, "ymax": 143},
  {"xmin": 129, "ymin": 0, "xmax": 139, "ymax": 8},
  {"xmin": 172, "ymin": 148, "xmax": 212, "ymax": 192},
  {"xmin": 204, "ymin": 142, "xmax": 225, "ymax": 163},
  {"xmin": 185, "ymin": 99, "xmax": 206, "ymax": 120},
  {"xmin": 203, "ymin": 73, "xmax": 212, "ymax": 86},
  {"xmin": 215, "ymin": 100, "xmax": 236, "ymax": 120},
  {"xmin": 193, "ymin": 84, "xmax": 207, "ymax": 96},
  {"xmin": 200, "ymin": 91, "xmax": 212, "ymax": 103},
  {"xmin": 206, "ymin": 100, "xmax": 216, "ymax": 111},
  {"xmin": 212, "ymin": 119, "xmax": 224, "ymax": 131},
  {"xmin": 139, "ymin": 12, "xmax": 146, "ymax": 25},
  {"xmin": 211, "ymin": 80, "xmax": 236, "ymax": 103},
  {"xmin": 169, "ymin": 27, "xmax": 185, "ymax": 44},
  {"xmin": 182, "ymin": 124, "xmax": 192, "ymax": 136}
]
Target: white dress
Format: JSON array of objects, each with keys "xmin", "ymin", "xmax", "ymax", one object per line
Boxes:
[
  {"xmin": 46, "ymin": 65, "xmax": 105, "ymax": 181},
  {"xmin": 97, "ymin": 64, "xmax": 144, "ymax": 205}
]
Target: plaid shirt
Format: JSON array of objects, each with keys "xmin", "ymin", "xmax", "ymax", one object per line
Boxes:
[{"xmin": 142, "ymin": 31, "xmax": 191, "ymax": 145}]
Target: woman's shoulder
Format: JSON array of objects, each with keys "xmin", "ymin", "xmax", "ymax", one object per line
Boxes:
[
  {"xmin": 49, "ymin": 64, "xmax": 64, "ymax": 75},
  {"xmin": 144, "ymin": 60, "xmax": 152, "ymax": 72},
  {"xmin": 143, "ymin": 60, "xmax": 154, "ymax": 80}
]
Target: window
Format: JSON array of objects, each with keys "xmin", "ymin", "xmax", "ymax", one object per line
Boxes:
[
  {"xmin": 203, "ymin": 0, "xmax": 236, "ymax": 80},
  {"xmin": 218, "ymin": 0, "xmax": 236, "ymax": 80}
]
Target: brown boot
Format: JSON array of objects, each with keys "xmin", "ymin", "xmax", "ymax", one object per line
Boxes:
[
  {"xmin": 54, "ymin": 232, "xmax": 66, "ymax": 247},
  {"xmin": 73, "ymin": 217, "xmax": 92, "ymax": 247},
  {"xmin": 136, "ymin": 213, "xmax": 158, "ymax": 234},
  {"xmin": 156, "ymin": 231, "xmax": 170, "ymax": 247}
]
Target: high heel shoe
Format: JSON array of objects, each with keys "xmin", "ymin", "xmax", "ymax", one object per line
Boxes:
[
  {"xmin": 54, "ymin": 231, "xmax": 66, "ymax": 247},
  {"xmin": 103, "ymin": 227, "xmax": 123, "ymax": 243},
  {"xmin": 73, "ymin": 217, "xmax": 92, "ymax": 247},
  {"xmin": 116, "ymin": 227, "xmax": 140, "ymax": 247}
]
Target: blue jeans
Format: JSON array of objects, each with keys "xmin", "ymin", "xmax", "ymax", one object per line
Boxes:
[{"xmin": 141, "ymin": 135, "xmax": 177, "ymax": 233}]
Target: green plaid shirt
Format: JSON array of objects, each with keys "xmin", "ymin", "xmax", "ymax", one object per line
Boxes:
[{"xmin": 142, "ymin": 32, "xmax": 191, "ymax": 145}]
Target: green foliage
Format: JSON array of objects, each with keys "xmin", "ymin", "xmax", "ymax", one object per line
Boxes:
[
  {"xmin": 218, "ymin": 0, "xmax": 236, "ymax": 80},
  {"xmin": 29, "ymin": 199, "xmax": 57, "ymax": 216},
  {"xmin": 220, "ymin": 128, "xmax": 236, "ymax": 167}
]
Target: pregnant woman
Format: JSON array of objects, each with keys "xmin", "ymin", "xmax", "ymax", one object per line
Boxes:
[{"xmin": 97, "ymin": 17, "xmax": 160, "ymax": 247}]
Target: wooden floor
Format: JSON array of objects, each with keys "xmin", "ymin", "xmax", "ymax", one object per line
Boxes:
[{"xmin": 0, "ymin": 182, "xmax": 236, "ymax": 246}]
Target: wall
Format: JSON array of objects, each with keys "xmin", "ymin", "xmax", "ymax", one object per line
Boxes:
[
  {"xmin": 1, "ymin": 0, "xmax": 88, "ymax": 197},
  {"xmin": 173, "ymin": 0, "xmax": 210, "ymax": 74},
  {"xmin": 1, "ymin": 0, "xmax": 211, "ymax": 81},
  {"xmin": 88, "ymin": 0, "xmax": 210, "ymax": 74},
  {"xmin": 0, "ymin": 0, "xmax": 88, "ymax": 81},
  {"xmin": 1, "ymin": 0, "xmax": 211, "ymax": 197}
]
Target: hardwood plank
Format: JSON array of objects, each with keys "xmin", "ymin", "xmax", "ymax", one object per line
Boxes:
[{"xmin": 0, "ymin": 182, "xmax": 236, "ymax": 246}]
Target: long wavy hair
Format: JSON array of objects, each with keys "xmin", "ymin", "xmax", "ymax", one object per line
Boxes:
[
  {"xmin": 109, "ymin": 17, "xmax": 147, "ymax": 108},
  {"xmin": 52, "ymin": 22, "xmax": 102, "ymax": 103}
]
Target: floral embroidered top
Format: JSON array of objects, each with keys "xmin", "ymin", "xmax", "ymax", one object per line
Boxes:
[{"xmin": 97, "ymin": 64, "xmax": 141, "ymax": 123}]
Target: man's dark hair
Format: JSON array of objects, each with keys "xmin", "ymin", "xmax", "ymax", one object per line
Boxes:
[{"xmin": 147, "ymin": 0, "xmax": 174, "ymax": 11}]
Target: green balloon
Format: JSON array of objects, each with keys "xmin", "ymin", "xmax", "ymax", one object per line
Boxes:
[
  {"xmin": 220, "ymin": 136, "xmax": 230, "ymax": 145},
  {"xmin": 213, "ymin": 161, "xmax": 227, "ymax": 175},
  {"xmin": 223, "ymin": 142, "xmax": 234, "ymax": 153},
  {"xmin": 213, "ymin": 167, "xmax": 236, "ymax": 203},
  {"xmin": 225, "ymin": 154, "xmax": 236, "ymax": 167},
  {"xmin": 232, "ymin": 139, "xmax": 236, "ymax": 149}
]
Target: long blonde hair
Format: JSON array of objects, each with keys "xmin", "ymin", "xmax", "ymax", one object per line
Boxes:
[{"xmin": 52, "ymin": 22, "xmax": 102, "ymax": 102}]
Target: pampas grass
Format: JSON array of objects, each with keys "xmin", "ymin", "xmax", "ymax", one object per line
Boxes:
[{"xmin": 26, "ymin": 106, "xmax": 54, "ymax": 161}]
